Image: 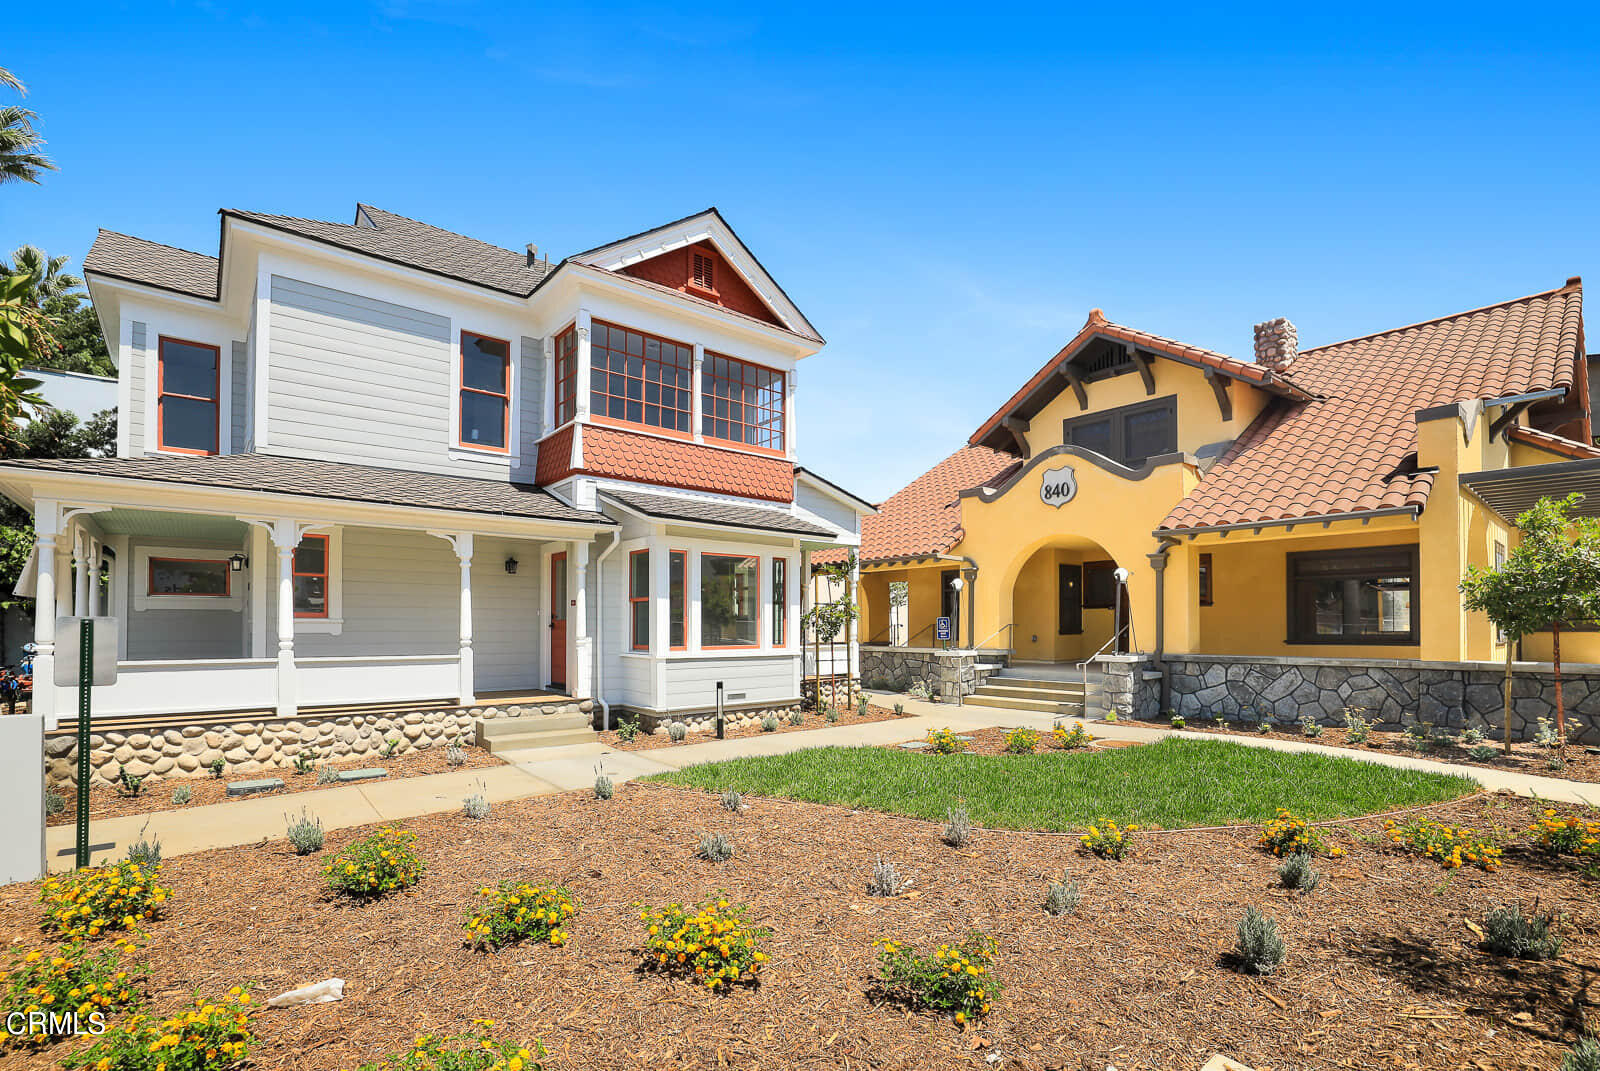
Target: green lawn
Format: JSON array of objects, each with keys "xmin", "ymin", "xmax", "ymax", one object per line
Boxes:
[{"xmin": 645, "ymin": 737, "xmax": 1477, "ymax": 830}]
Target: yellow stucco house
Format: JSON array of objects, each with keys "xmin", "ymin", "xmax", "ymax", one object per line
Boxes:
[{"xmin": 849, "ymin": 279, "xmax": 1600, "ymax": 741}]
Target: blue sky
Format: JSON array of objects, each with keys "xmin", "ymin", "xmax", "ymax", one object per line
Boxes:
[{"xmin": 5, "ymin": 3, "xmax": 1598, "ymax": 501}]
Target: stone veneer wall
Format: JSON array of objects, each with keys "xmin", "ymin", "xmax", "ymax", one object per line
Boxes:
[
  {"xmin": 637, "ymin": 701, "xmax": 807, "ymax": 736},
  {"xmin": 44, "ymin": 698, "xmax": 595, "ymax": 792},
  {"xmin": 1165, "ymin": 655, "xmax": 1600, "ymax": 745},
  {"xmin": 859, "ymin": 648, "xmax": 1005, "ymax": 699},
  {"xmin": 1095, "ymin": 655, "xmax": 1162, "ymax": 721}
]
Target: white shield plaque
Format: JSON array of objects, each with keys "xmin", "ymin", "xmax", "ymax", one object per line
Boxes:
[{"xmin": 1039, "ymin": 466, "xmax": 1078, "ymax": 508}]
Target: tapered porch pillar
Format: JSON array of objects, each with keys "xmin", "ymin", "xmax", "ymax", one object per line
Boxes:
[
  {"xmin": 269, "ymin": 519, "xmax": 300, "ymax": 719},
  {"xmin": 428, "ymin": 531, "xmax": 476, "ymax": 705}
]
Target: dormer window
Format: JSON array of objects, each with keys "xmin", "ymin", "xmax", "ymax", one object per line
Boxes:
[
  {"xmin": 459, "ymin": 331, "xmax": 511, "ymax": 452},
  {"xmin": 703, "ymin": 353, "xmax": 785, "ymax": 452},
  {"xmin": 157, "ymin": 336, "xmax": 220, "ymax": 454},
  {"xmin": 692, "ymin": 251, "xmax": 715, "ymax": 293}
]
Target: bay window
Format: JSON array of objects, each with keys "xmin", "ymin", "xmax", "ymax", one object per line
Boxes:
[
  {"xmin": 629, "ymin": 550, "xmax": 650, "ymax": 650},
  {"xmin": 669, "ymin": 550, "xmax": 687, "ymax": 650},
  {"xmin": 701, "ymin": 553, "xmax": 759, "ymax": 648},
  {"xmin": 158, "ymin": 336, "xmax": 220, "ymax": 454},
  {"xmin": 702, "ymin": 353, "xmax": 785, "ymax": 451},
  {"xmin": 590, "ymin": 320, "xmax": 692, "ymax": 433},
  {"xmin": 1287, "ymin": 545, "xmax": 1417, "ymax": 644},
  {"xmin": 772, "ymin": 557, "xmax": 786, "ymax": 646}
]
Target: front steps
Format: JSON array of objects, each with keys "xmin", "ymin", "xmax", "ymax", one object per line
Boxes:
[
  {"xmin": 476, "ymin": 713, "xmax": 594, "ymax": 754},
  {"xmin": 964, "ymin": 673, "xmax": 1091, "ymax": 717}
]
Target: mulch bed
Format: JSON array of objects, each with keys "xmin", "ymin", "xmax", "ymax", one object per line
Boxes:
[
  {"xmin": 46, "ymin": 745, "xmax": 505, "ymax": 825},
  {"xmin": 890, "ymin": 725, "xmax": 1141, "ymax": 757},
  {"xmin": 1134, "ymin": 719, "xmax": 1600, "ymax": 785},
  {"xmin": 596, "ymin": 702, "xmax": 911, "ymax": 752},
  {"xmin": 4, "ymin": 785, "xmax": 1597, "ymax": 1069}
]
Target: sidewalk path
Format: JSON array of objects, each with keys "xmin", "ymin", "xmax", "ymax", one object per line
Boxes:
[{"xmin": 42, "ymin": 698, "xmax": 1599, "ymax": 872}]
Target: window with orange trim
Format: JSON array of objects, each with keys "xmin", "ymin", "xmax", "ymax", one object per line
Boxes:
[
  {"xmin": 459, "ymin": 331, "xmax": 511, "ymax": 451},
  {"xmin": 669, "ymin": 550, "xmax": 687, "ymax": 650},
  {"xmin": 702, "ymin": 353, "xmax": 784, "ymax": 452},
  {"xmin": 293, "ymin": 535, "xmax": 330, "ymax": 618},
  {"xmin": 771, "ymin": 557, "xmax": 786, "ymax": 647},
  {"xmin": 701, "ymin": 553, "xmax": 758, "ymax": 648},
  {"xmin": 629, "ymin": 549, "xmax": 650, "ymax": 650},
  {"xmin": 157, "ymin": 336, "xmax": 220, "ymax": 454},
  {"xmin": 590, "ymin": 320, "xmax": 692, "ymax": 433},
  {"xmin": 554, "ymin": 324, "xmax": 578, "ymax": 426}
]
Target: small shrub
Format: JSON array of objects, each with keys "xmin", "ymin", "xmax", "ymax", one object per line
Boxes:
[
  {"xmin": 1385, "ymin": 818, "xmax": 1502, "ymax": 871},
  {"xmin": 462, "ymin": 791, "xmax": 491, "ymax": 820},
  {"xmin": 639, "ymin": 896, "xmax": 770, "ymax": 990},
  {"xmin": 1277, "ymin": 852, "xmax": 1322, "ymax": 894},
  {"xmin": 1043, "ymin": 870, "xmax": 1081, "ymax": 916},
  {"xmin": 445, "ymin": 742, "xmax": 467, "ymax": 766},
  {"xmin": 908, "ymin": 679, "xmax": 932, "ymax": 701},
  {"xmin": 697, "ymin": 831, "xmax": 734, "ymax": 862},
  {"xmin": 866, "ymin": 856, "xmax": 911, "ymax": 897},
  {"xmin": 1563, "ymin": 1036, "xmax": 1600, "ymax": 1071},
  {"xmin": 1260, "ymin": 808, "xmax": 1327, "ymax": 857},
  {"xmin": 1234, "ymin": 906, "xmax": 1286, "ymax": 975},
  {"xmin": 126, "ymin": 823, "xmax": 161, "ymax": 869},
  {"xmin": 857, "ymin": 694, "xmax": 870, "ymax": 717},
  {"xmin": 1003, "ymin": 727, "xmax": 1039, "ymax": 754},
  {"xmin": 292, "ymin": 748, "xmax": 319, "ymax": 775},
  {"xmin": 1256, "ymin": 714, "xmax": 1273, "ymax": 734},
  {"xmin": 892, "ymin": 702, "xmax": 905, "ymax": 716},
  {"xmin": 1, "ymin": 937, "xmax": 147, "ymax": 1046},
  {"xmin": 926, "ymin": 727, "xmax": 967, "ymax": 754},
  {"xmin": 1529, "ymin": 810, "xmax": 1600, "ymax": 857},
  {"xmin": 594, "ymin": 774, "xmax": 614, "ymax": 800},
  {"xmin": 171, "ymin": 784, "xmax": 193, "ymax": 806},
  {"xmin": 1212, "ymin": 711, "xmax": 1227, "ymax": 729},
  {"xmin": 1549, "ymin": 752, "xmax": 1569, "ymax": 772},
  {"xmin": 62, "ymin": 989, "xmax": 254, "ymax": 1071},
  {"xmin": 323, "ymin": 826, "xmax": 424, "ymax": 896},
  {"xmin": 207, "ymin": 756, "xmax": 226, "ymax": 778},
  {"xmin": 1299, "ymin": 715, "xmax": 1325, "ymax": 738},
  {"xmin": 1343, "ymin": 707, "xmax": 1371, "ymax": 743},
  {"xmin": 1052, "ymin": 720, "xmax": 1093, "ymax": 749},
  {"xmin": 285, "ymin": 808, "xmax": 325, "ymax": 855},
  {"xmin": 40, "ymin": 860, "xmax": 170, "ymax": 939},
  {"xmin": 720, "ymin": 789, "xmax": 744, "ymax": 813},
  {"xmin": 788, "ymin": 709, "xmax": 804, "ymax": 726},
  {"xmin": 1080, "ymin": 819, "xmax": 1136, "ymax": 860},
  {"xmin": 616, "ymin": 715, "xmax": 641, "ymax": 744},
  {"xmin": 354, "ymin": 1026, "xmax": 544, "ymax": 1071},
  {"xmin": 942, "ymin": 805, "xmax": 972, "ymax": 848},
  {"xmin": 1403, "ymin": 720, "xmax": 1432, "ymax": 751},
  {"xmin": 874, "ymin": 931, "xmax": 1002, "ymax": 1023},
  {"xmin": 114, "ymin": 764, "xmax": 144, "ymax": 798},
  {"xmin": 44, "ymin": 786, "xmax": 65, "ymax": 816},
  {"xmin": 1481, "ymin": 901, "xmax": 1562, "ymax": 960},
  {"xmin": 824, "ymin": 707, "xmax": 840, "ymax": 724},
  {"xmin": 667, "ymin": 722, "xmax": 688, "ymax": 743},
  {"xmin": 760, "ymin": 715, "xmax": 779, "ymax": 733},
  {"xmin": 1462, "ymin": 725, "xmax": 1486, "ymax": 746},
  {"xmin": 1170, "ymin": 715, "xmax": 1186, "ymax": 729},
  {"xmin": 1468, "ymin": 744, "xmax": 1501, "ymax": 762},
  {"xmin": 1102, "ymin": 709, "xmax": 1118, "ymax": 723},
  {"xmin": 315, "ymin": 764, "xmax": 340, "ymax": 785},
  {"xmin": 380, "ymin": 737, "xmax": 402, "ymax": 759},
  {"xmin": 1536, "ymin": 716, "xmax": 1561, "ymax": 749},
  {"xmin": 464, "ymin": 880, "xmax": 578, "ymax": 951}
]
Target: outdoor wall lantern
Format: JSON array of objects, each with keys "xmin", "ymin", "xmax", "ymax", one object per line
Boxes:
[
  {"xmin": 228, "ymin": 553, "xmax": 248, "ymax": 572},
  {"xmin": 504, "ymin": 556, "xmax": 519, "ymax": 575}
]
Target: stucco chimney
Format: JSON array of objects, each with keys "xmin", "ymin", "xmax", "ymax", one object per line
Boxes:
[
  {"xmin": 1253, "ymin": 317, "xmax": 1298, "ymax": 373},
  {"xmin": 526, "ymin": 243, "xmax": 539, "ymax": 267}
]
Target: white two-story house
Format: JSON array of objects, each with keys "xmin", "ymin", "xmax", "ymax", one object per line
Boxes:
[{"xmin": 0, "ymin": 204, "xmax": 870, "ymax": 742}]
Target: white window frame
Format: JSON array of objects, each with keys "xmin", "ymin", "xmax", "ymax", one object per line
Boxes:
[
  {"xmin": 133, "ymin": 544, "xmax": 246, "ymax": 611},
  {"xmin": 290, "ymin": 526, "xmax": 345, "ymax": 635}
]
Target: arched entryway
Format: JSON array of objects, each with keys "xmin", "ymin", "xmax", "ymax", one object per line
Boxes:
[{"xmin": 1006, "ymin": 538, "xmax": 1129, "ymax": 664}]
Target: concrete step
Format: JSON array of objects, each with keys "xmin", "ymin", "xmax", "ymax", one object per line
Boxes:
[
  {"xmin": 962, "ymin": 694, "xmax": 1085, "ymax": 716},
  {"xmin": 476, "ymin": 713, "xmax": 594, "ymax": 754},
  {"xmin": 982, "ymin": 677, "xmax": 1088, "ymax": 694},
  {"xmin": 975, "ymin": 682, "xmax": 1086, "ymax": 702}
]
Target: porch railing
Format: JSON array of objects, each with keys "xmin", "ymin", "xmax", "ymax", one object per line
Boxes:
[{"xmin": 297, "ymin": 655, "xmax": 458, "ymax": 707}]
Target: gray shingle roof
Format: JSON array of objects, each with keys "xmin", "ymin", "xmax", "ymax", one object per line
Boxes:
[
  {"xmin": 83, "ymin": 231, "xmax": 220, "ymax": 299},
  {"xmin": 0, "ymin": 454, "xmax": 613, "ymax": 525},
  {"xmin": 224, "ymin": 205, "xmax": 552, "ymax": 296},
  {"xmin": 600, "ymin": 487, "xmax": 840, "ymax": 537}
]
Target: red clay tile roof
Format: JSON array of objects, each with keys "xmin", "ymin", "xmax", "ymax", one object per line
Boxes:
[
  {"xmin": 579, "ymin": 423, "xmax": 794, "ymax": 502},
  {"xmin": 1508, "ymin": 423, "xmax": 1600, "ymax": 460},
  {"xmin": 970, "ymin": 308, "xmax": 1313, "ymax": 452},
  {"xmin": 1160, "ymin": 280, "xmax": 1585, "ymax": 531},
  {"xmin": 828, "ymin": 445, "xmax": 1019, "ymax": 566}
]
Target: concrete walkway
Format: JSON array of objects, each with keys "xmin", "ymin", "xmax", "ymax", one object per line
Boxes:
[{"xmin": 44, "ymin": 696, "xmax": 1600, "ymax": 872}]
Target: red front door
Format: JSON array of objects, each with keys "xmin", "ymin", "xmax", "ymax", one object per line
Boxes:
[{"xmin": 549, "ymin": 552, "xmax": 568, "ymax": 689}]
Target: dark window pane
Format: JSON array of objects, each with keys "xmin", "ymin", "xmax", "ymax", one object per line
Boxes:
[
  {"xmin": 701, "ymin": 554, "xmax": 759, "ymax": 647},
  {"xmin": 1069, "ymin": 419, "xmax": 1113, "ymax": 458},
  {"xmin": 160, "ymin": 340, "xmax": 217, "ymax": 398},
  {"xmin": 669, "ymin": 552, "xmax": 686, "ymax": 648},
  {"xmin": 293, "ymin": 576, "xmax": 326, "ymax": 616},
  {"xmin": 160, "ymin": 397, "xmax": 217, "ymax": 452},
  {"xmin": 149, "ymin": 558, "xmax": 229, "ymax": 596},
  {"xmin": 294, "ymin": 538, "xmax": 326, "ymax": 574},
  {"xmin": 462, "ymin": 334, "xmax": 508, "ymax": 392},
  {"xmin": 1124, "ymin": 407, "xmax": 1175, "ymax": 461},
  {"xmin": 461, "ymin": 392, "xmax": 507, "ymax": 448}
]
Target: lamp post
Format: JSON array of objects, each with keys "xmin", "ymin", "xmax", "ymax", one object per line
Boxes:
[
  {"xmin": 947, "ymin": 575, "xmax": 964, "ymax": 652},
  {"xmin": 1112, "ymin": 567, "xmax": 1130, "ymax": 653}
]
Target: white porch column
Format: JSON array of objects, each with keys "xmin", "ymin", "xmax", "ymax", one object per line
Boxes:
[
  {"xmin": 692, "ymin": 344, "xmax": 705, "ymax": 443},
  {"xmin": 249, "ymin": 525, "xmax": 269, "ymax": 658},
  {"xmin": 575, "ymin": 308, "xmax": 593, "ymax": 421},
  {"xmin": 31, "ymin": 500, "xmax": 60, "ymax": 723},
  {"xmin": 269, "ymin": 519, "xmax": 299, "ymax": 719},
  {"xmin": 571, "ymin": 540, "xmax": 593, "ymax": 699},
  {"xmin": 785, "ymin": 368, "xmax": 797, "ymax": 459},
  {"xmin": 427, "ymin": 531, "xmax": 476, "ymax": 705},
  {"xmin": 72, "ymin": 528, "xmax": 90, "ymax": 617}
]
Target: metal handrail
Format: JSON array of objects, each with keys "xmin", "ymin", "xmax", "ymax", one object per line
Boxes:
[
  {"xmin": 971, "ymin": 623, "xmax": 1015, "ymax": 651},
  {"xmin": 1075, "ymin": 633, "xmax": 1123, "ymax": 720}
]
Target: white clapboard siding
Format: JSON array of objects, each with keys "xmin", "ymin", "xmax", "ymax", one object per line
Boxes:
[
  {"xmin": 796, "ymin": 480, "xmax": 860, "ymax": 536},
  {"xmin": 603, "ymin": 552, "xmax": 653, "ymax": 707},
  {"xmin": 125, "ymin": 537, "xmax": 245, "ymax": 660},
  {"xmin": 513, "ymin": 336, "xmax": 544, "ymax": 483},
  {"xmin": 127, "ymin": 322, "xmax": 147, "ymax": 453},
  {"xmin": 662, "ymin": 655, "xmax": 798, "ymax": 710},
  {"xmin": 230, "ymin": 340, "xmax": 247, "ymax": 453},
  {"xmin": 471, "ymin": 538, "xmax": 541, "ymax": 691}
]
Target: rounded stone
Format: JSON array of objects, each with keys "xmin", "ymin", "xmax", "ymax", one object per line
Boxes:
[
  {"xmin": 252, "ymin": 744, "xmax": 276, "ymax": 762},
  {"xmin": 181, "ymin": 725, "xmax": 206, "ymax": 739},
  {"xmin": 162, "ymin": 729, "xmax": 185, "ymax": 746},
  {"xmin": 337, "ymin": 726, "xmax": 357, "ymax": 744},
  {"xmin": 223, "ymin": 746, "xmax": 251, "ymax": 763},
  {"xmin": 175, "ymin": 754, "xmax": 200, "ymax": 772},
  {"xmin": 403, "ymin": 713, "xmax": 423, "ymax": 725},
  {"xmin": 110, "ymin": 744, "xmax": 135, "ymax": 764},
  {"xmin": 242, "ymin": 733, "xmax": 263, "ymax": 751},
  {"xmin": 121, "ymin": 759, "xmax": 152, "ymax": 778},
  {"xmin": 44, "ymin": 737, "xmax": 75, "ymax": 758},
  {"xmin": 150, "ymin": 756, "xmax": 175, "ymax": 775},
  {"xmin": 204, "ymin": 731, "xmax": 224, "ymax": 748},
  {"xmin": 198, "ymin": 748, "xmax": 223, "ymax": 767},
  {"xmin": 402, "ymin": 725, "xmax": 424, "ymax": 741},
  {"xmin": 103, "ymin": 732, "xmax": 127, "ymax": 746}
]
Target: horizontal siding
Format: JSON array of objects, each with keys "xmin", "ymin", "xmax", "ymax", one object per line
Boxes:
[
  {"xmin": 269, "ymin": 275, "xmax": 517, "ymax": 477},
  {"xmin": 796, "ymin": 481, "xmax": 860, "ymax": 537},
  {"xmin": 513, "ymin": 336, "xmax": 543, "ymax": 483},
  {"xmin": 279, "ymin": 527, "xmax": 459, "ymax": 658},
  {"xmin": 471, "ymin": 537, "xmax": 541, "ymax": 691},
  {"xmin": 126, "ymin": 536, "xmax": 245, "ymax": 660},
  {"xmin": 603, "ymin": 553, "xmax": 652, "ymax": 708},
  {"xmin": 127, "ymin": 322, "xmax": 147, "ymax": 454},
  {"xmin": 230, "ymin": 340, "xmax": 247, "ymax": 453},
  {"xmin": 663, "ymin": 656, "xmax": 798, "ymax": 709}
]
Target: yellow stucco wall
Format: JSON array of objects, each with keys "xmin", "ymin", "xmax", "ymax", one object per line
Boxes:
[
  {"xmin": 859, "ymin": 562, "xmax": 953, "ymax": 647},
  {"xmin": 1008, "ymin": 545, "xmax": 1117, "ymax": 662}
]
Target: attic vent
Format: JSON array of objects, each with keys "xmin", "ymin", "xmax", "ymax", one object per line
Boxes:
[
  {"xmin": 1080, "ymin": 347, "xmax": 1133, "ymax": 377},
  {"xmin": 692, "ymin": 252, "xmax": 715, "ymax": 291}
]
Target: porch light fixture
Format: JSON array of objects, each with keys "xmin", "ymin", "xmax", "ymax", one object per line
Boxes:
[
  {"xmin": 948, "ymin": 575, "xmax": 964, "ymax": 593},
  {"xmin": 228, "ymin": 553, "xmax": 248, "ymax": 572},
  {"xmin": 504, "ymin": 555, "xmax": 519, "ymax": 575}
]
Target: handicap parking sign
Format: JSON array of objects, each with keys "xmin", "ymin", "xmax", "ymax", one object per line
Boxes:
[{"xmin": 935, "ymin": 616, "xmax": 951, "ymax": 641}]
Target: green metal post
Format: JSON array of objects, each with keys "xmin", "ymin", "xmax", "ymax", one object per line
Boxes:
[{"xmin": 74, "ymin": 619, "xmax": 92, "ymax": 870}]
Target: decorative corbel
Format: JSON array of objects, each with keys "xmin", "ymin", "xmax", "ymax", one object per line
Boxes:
[
  {"xmin": 1001, "ymin": 416, "xmax": 1031, "ymax": 460},
  {"xmin": 1127, "ymin": 345, "xmax": 1155, "ymax": 395},
  {"xmin": 1204, "ymin": 369, "xmax": 1233, "ymax": 422}
]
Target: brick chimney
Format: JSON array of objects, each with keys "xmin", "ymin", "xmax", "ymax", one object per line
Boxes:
[{"xmin": 1253, "ymin": 317, "xmax": 1298, "ymax": 373}]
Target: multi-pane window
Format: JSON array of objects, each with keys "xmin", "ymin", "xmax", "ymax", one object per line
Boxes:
[
  {"xmin": 1064, "ymin": 397, "xmax": 1177, "ymax": 467},
  {"xmin": 148, "ymin": 557, "xmax": 229, "ymax": 597},
  {"xmin": 703, "ymin": 353, "xmax": 785, "ymax": 451},
  {"xmin": 293, "ymin": 535, "xmax": 330, "ymax": 618},
  {"xmin": 459, "ymin": 331, "xmax": 511, "ymax": 451},
  {"xmin": 701, "ymin": 553, "xmax": 759, "ymax": 647},
  {"xmin": 771, "ymin": 557, "xmax": 786, "ymax": 646},
  {"xmin": 669, "ymin": 550, "xmax": 687, "ymax": 650},
  {"xmin": 591, "ymin": 320, "xmax": 692, "ymax": 432},
  {"xmin": 629, "ymin": 550, "xmax": 650, "ymax": 650},
  {"xmin": 554, "ymin": 325, "xmax": 578, "ymax": 426},
  {"xmin": 1287, "ymin": 546, "xmax": 1417, "ymax": 644},
  {"xmin": 158, "ymin": 337, "xmax": 220, "ymax": 454}
]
